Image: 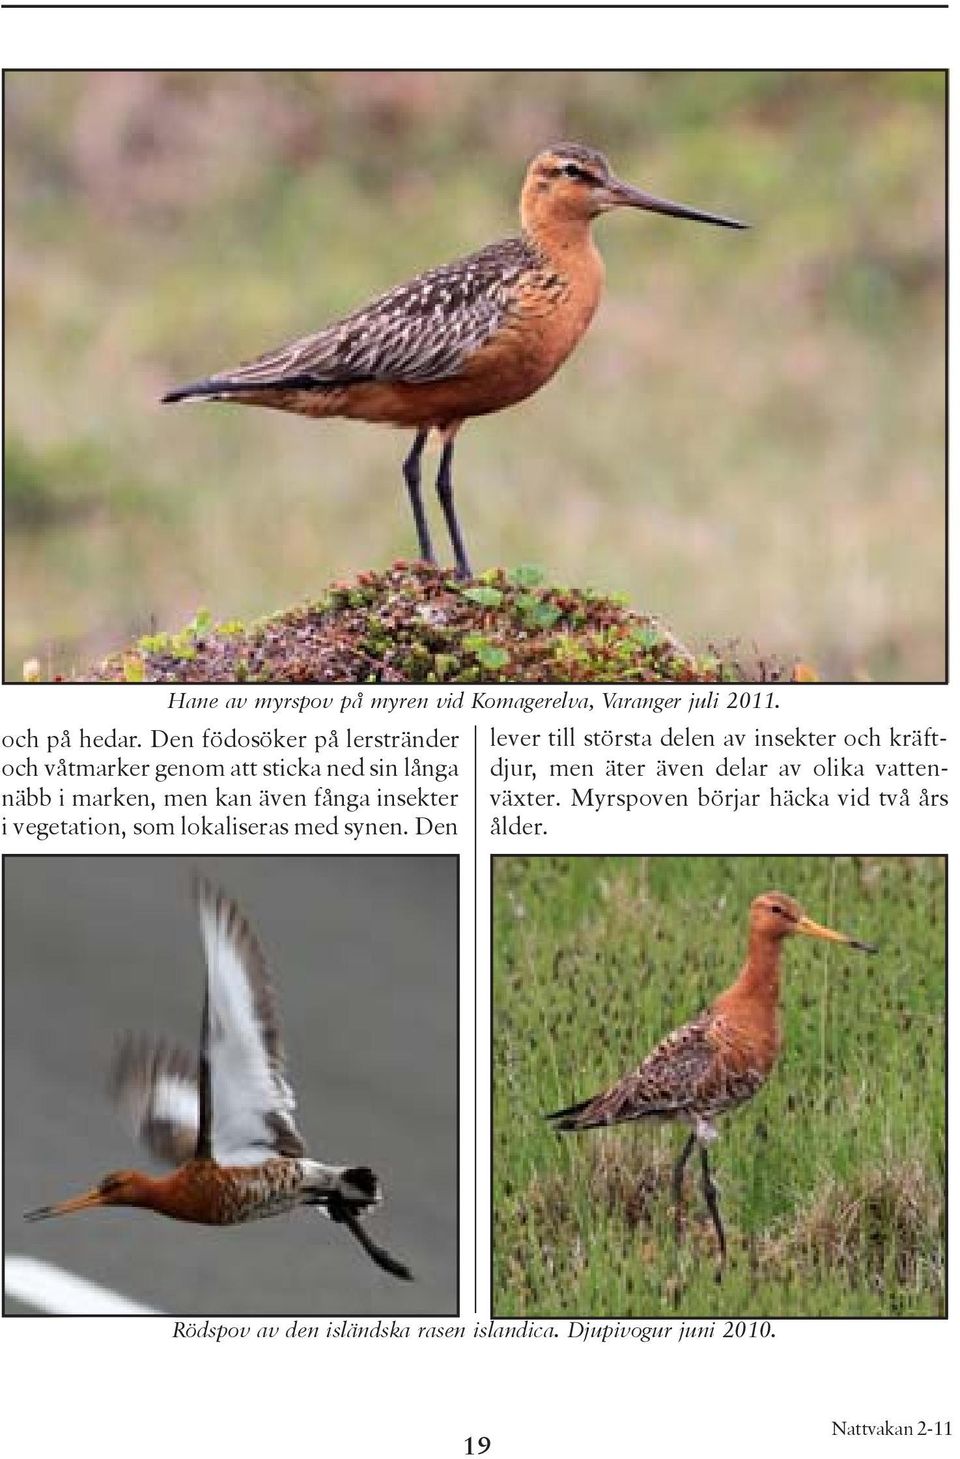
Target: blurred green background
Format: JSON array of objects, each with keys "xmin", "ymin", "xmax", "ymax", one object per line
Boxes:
[{"xmin": 4, "ymin": 72, "xmax": 945, "ymax": 680}]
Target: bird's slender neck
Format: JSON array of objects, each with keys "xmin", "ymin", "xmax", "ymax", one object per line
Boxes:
[
  {"xmin": 520, "ymin": 185, "xmax": 598, "ymax": 263},
  {"xmin": 735, "ymin": 932, "xmax": 785, "ymax": 1007},
  {"xmin": 109, "ymin": 1171, "xmax": 167, "ymax": 1210}
]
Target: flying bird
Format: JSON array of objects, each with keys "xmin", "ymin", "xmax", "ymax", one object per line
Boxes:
[{"xmin": 26, "ymin": 878, "xmax": 412, "ymax": 1281}]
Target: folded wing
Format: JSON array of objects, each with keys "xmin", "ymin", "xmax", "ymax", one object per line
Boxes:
[
  {"xmin": 546, "ymin": 1014, "xmax": 720, "ymax": 1129},
  {"xmin": 164, "ymin": 239, "xmax": 532, "ymax": 400}
]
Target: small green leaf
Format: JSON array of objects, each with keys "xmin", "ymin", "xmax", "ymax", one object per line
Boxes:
[
  {"xmin": 477, "ymin": 643, "xmax": 509, "ymax": 670},
  {"xmin": 507, "ymin": 563, "xmax": 546, "ymax": 588},
  {"xmin": 628, "ymin": 626, "xmax": 661, "ymax": 651},
  {"xmin": 463, "ymin": 633, "xmax": 509, "ymax": 671},
  {"xmin": 528, "ymin": 601, "xmax": 561, "ymax": 630},
  {"xmin": 461, "ymin": 585, "xmax": 504, "ymax": 609}
]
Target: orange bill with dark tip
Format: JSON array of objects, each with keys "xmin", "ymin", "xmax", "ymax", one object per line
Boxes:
[
  {"xmin": 795, "ymin": 914, "xmax": 878, "ymax": 953},
  {"xmin": 24, "ymin": 1186, "xmax": 109, "ymax": 1221}
]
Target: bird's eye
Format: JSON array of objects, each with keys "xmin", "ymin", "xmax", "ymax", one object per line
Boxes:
[
  {"xmin": 562, "ymin": 163, "xmax": 591, "ymax": 182},
  {"xmin": 771, "ymin": 904, "xmax": 785, "ymax": 916}
]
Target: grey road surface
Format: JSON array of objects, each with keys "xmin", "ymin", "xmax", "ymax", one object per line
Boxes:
[{"xmin": 4, "ymin": 855, "xmax": 458, "ymax": 1316}]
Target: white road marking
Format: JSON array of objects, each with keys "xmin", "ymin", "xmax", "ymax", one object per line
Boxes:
[{"xmin": 5, "ymin": 1255, "xmax": 161, "ymax": 1315}]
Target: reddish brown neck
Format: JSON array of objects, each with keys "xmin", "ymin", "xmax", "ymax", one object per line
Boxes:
[
  {"xmin": 520, "ymin": 184, "xmax": 596, "ymax": 257},
  {"xmin": 735, "ymin": 931, "xmax": 785, "ymax": 1008},
  {"xmin": 108, "ymin": 1171, "xmax": 164, "ymax": 1210}
]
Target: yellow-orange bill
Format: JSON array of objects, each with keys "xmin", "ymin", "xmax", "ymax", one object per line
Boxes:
[
  {"xmin": 24, "ymin": 1187, "xmax": 106, "ymax": 1221},
  {"xmin": 796, "ymin": 915, "xmax": 878, "ymax": 954}
]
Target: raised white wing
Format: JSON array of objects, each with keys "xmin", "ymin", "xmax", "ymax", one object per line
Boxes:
[{"xmin": 194, "ymin": 878, "xmax": 306, "ymax": 1165}]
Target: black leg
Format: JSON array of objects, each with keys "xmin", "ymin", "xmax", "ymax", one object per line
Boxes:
[
  {"xmin": 672, "ymin": 1133, "xmax": 696, "ymax": 1239},
  {"xmin": 327, "ymin": 1193, "xmax": 413, "ymax": 1281},
  {"xmin": 699, "ymin": 1146, "xmax": 726, "ymax": 1270},
  {"xmin": 402, "ymin": 430, "xmax": 434, "ymax": 565},
  {"xmin": 435, "ymin": 439, "xmax": 472, "ymax": 580}
]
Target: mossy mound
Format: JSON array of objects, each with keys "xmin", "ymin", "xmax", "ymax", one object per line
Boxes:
[{"xmin": 89, "ymin": 563, "xmax": 794, "ymax": 684}]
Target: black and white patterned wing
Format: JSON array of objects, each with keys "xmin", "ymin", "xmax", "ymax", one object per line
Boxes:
[{"xmin": 194, "ymin": 879, "xmax": 307, "ymax": 1165}]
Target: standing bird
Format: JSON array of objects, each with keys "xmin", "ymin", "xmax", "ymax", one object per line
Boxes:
[
  {"xmin": 162, "ymin": 143, "xmax": 747, "ymax": 579},
  {"xmin": 25, "ymin": 878, "xmax": 412, "ymax": 1281},
  {"xmin": 546, "ymin": 891, "xmax": 876, "ymax": 1269}
]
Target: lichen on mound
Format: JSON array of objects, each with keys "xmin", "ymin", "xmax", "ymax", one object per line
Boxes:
[{"xmin": 90, "ymin": 563, "xmax": 789, "ymax": 685}]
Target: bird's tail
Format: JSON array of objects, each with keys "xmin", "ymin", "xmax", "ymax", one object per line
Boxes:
[
  {"xmin": 302, "ymin": 1161, "xmax": 381, "ymax": 1213},
  {"xmin": 336, "ymin": 1165, "xmax": 382, "ymax": 1212},
  {"xmin": 545, "ymin": 1097, "xmax": 597, "ymax": 1131},
  {"xmin": 162, "ymin": 373, "xmax": 331, "ymax": 404},
  {"xmin": 301, "ymin": 1161, "xmax": 413, "ymax": 1279},
  {"xmin": 161, "ymin": 376, "xmax": 244, "ymax": 404}
]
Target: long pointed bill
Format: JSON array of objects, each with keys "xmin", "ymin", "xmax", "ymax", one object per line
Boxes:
[
  {"xmin": 24, "ymin": 1187, "xmax": 108, "ymax": 1221},
  {"xmin": 604, "ymin": 176, "xmax": 749, "ymax": 230},
  {"xmin": 795, "ymin": 915, "xmax": 878, "ymax": 954}
]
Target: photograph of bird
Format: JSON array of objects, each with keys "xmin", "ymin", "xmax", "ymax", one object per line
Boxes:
[
  {"xmin": 25, "ymin": 877, "xmax": 412, "ymax": 1281},
  {"xmin": 162, "ymin": 143, "xmax": 746, "ymax": 579},
  {"xmin": 546, "ymin": 891, "xmax": 877, "ymax": 1270}
]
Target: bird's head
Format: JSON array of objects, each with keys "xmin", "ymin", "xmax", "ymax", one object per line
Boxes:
[
  {"xmin": 522, "ymin": 142, "xmax": 749, "ymax": 231},
  {"xmin": 749, "ymin": 890, "xmax": 877, "ymax": 953},
  {"xmin": 24, "ymin": 1169, "xmax": 149, "ymax": 1221}
]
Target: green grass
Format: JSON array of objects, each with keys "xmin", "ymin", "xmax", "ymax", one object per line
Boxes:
[
  {"xmin": 492, "ymin": 856, "xmax": 945, "ymax": 1317},
  {"xmin": 4, "ymin": 72, "xmax": 945, "ymax": 680}
]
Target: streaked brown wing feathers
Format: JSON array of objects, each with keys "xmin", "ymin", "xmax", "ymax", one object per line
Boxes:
[
  {"xmin": 583, "ymin": 1014, "xmax": 719, "ymax": 1124},
  {"xmin": 208, "ymin": 238, "xmax": 534, "ymax": 391}
]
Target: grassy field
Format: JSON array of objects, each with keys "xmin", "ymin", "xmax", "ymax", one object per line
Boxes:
[
  {"xmin": 4, "ymin": 72, "xmax": 945, "ymax": 680},
  {"xmin": 492, "ymin": 856, "xmax": 945, "ymax": 1317}
]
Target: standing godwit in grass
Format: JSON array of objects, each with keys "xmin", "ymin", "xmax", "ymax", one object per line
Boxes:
[
  {"xmin": 546, "ymin": 891, "xmax": 876, "ymax": 1270},
  {"xmin": 162, "ymin": 144, "xmax": 747, "ymax": 579},
  {"xmin": 25, "ymin": 878, "xmax": 412, "ymax": 1281}
]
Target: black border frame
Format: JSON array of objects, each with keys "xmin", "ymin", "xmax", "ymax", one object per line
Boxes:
[
  {"xmin": 488, "ymin": 851, "xmax": 948, "ymax": 1321},
  {"xmin": 2, "ymin": 849, "xmax": 462, "ymax": 1319},
  {"xmin": 1, "ymin": 66, "xmax": 948, "ymax": 685}
]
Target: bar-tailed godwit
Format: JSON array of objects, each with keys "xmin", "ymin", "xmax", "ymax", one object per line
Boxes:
[{"xmin": 163, "ymin": 144, "xmax": 747, "ymax": 578}]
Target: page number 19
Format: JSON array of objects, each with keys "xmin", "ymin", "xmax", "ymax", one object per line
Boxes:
[{"xmin": 465, "ymin": 1440, "xmax": 491, "ymax": 1455}]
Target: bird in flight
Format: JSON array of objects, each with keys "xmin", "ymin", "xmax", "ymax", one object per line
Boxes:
[
  {"xmin": 547, "ymin": 890, "xmax": 876, "ymax": 1269},
  {"xmin": 26, "ymin": 878, "xmax": 412, "ymax": 1281}
]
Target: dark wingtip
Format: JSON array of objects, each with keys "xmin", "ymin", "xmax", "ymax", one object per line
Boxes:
[
  {"xmin": 544, "ymin": 1096, "xmax": 589, "ymax": 1130},
  {"xmin": 24, "ymin": 1205, "xmax": 53, "ymax": 1222},
  {"xmin": 160, "ymin": 378, "xmax": 221, "ymax": 404},
  {"xmin": 850, "ymin": 938, "xmax": 879, "ymax": 954}
]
